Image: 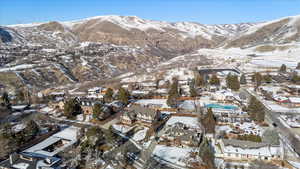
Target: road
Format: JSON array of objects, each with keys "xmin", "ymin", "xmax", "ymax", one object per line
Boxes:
[{"xmin": 243, "ymin": 88, "xmax": 300, "ymax": 158}]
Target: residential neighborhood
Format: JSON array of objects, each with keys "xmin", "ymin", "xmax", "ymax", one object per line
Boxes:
[{"xmin": 1, "ymin": 62, "xmax": 300, "ymax": 169}]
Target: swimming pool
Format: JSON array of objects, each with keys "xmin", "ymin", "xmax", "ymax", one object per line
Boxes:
[{"xmin": 205, "ymin": 103, "xmax": 238, "ymax": 110}]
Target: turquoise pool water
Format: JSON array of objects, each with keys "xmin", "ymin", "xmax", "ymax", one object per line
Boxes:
[{"xmin": 205, "ymin": 103, "xmax": 238, "ymax": 110}]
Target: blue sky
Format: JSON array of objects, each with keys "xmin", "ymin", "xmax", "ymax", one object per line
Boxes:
[{"xmin": 1, "ymin": 0, "xmax": 300, "ymax": 25}]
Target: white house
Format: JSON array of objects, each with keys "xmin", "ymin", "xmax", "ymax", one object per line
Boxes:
[{"xmin": 216, "ymin": 139, "xmax": 282, "ymax": 161}]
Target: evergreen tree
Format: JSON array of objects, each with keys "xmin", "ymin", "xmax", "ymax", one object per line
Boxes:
[
  {"xmin": 16, "ymin": 90, "xmax": 25, "ymax": 103},
  {"xmin": 226, "ymin": 74, "xmax": 240, "ymax": 91},
  {"xmin": 252, "ymin": 72, "xmax": 263, "ymax": 88},
  {"xmin": 23, "ymin": 120, "xmax": 40, "ymax": 140},
  {"xmin": 240, "ymin": 74, "xmax": 247, "ymax": 85},
  {"xmin": 262, "ymin": 129, "xmax": 280, "ymax": 145},
  {"xmin": 209, "ymin": 74, "xmax": 220, "ymax": 86},
  {"xmin": 167, "ymin": 78, "xmax": 180, "ymax": 108},
  {"xmin": 199, "ymin": 137, "xmax": 215, "ymax": 169},
  {"xmin": 86, "ymin": 127, "xmax": 104, "ymax": 147},
  {"xmin": 1, "ymin": 92, "xmax": 10, "ymax": 107},
  {"xmin": 64, "ymin": 98, "xmax": 82, "ymax": 118},
  {"xmin": 297, "ymin": 62, "xmax": 300, "ymax": 70},
  {"xmin": 248, "ymin": 96, "xmax": 265, "ymax": 122},
  {"xmin": 195, "ymin": 74, "xmax": 205, "ymax": 87},
  {"xmin": 92, "ymin": 103, "xmax": 102, "ymax": 120},
  {"xmin": 104, "ymin": 88, "xmax": 114, "ymax": 103},
  {"xmin": 201, "ymin": 108, "xmax": 216, "ymax": 134},
  {"xmin": 279, "ymin": 64, "xmax": 287, "ymax": 72},
  {"xmin": 117, "ymin": 87, "xmax": 130, "ymax": 105},
  {"xmin": 190, "ymin": 85, "xmax": 197, "ymax": 97}
]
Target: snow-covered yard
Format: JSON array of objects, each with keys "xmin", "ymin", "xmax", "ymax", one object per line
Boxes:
[{"xmin": 152, "ymin": 145, "xmax": 196, "ymax": 166}]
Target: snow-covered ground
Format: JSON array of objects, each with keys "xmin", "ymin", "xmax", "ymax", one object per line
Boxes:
[{"xmin": 152, "ymin": 145, "xmax": 196, "ymax": 166}]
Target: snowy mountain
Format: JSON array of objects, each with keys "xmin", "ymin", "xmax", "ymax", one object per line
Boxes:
[
  {"xmin": 226, "ymin": 15, "xmax": 300, "ymax": 48},
  {"xmin": 1, "ymin": 14, "xmax": 300, "ymax": 89},
  {"xmin": 1, "ymin": 15, "xmax": 257, "ymax": 51}
]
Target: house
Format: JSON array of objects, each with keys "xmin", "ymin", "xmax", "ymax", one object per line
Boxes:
[
  {"xmin": 11, "ymin": 105, "xmax": 30, "ymax": 112},
  {"xmin": 48, "ymin": 92, "xmax": 65, "ymax": 101},
  {"xmin": 160, "ymin": 122, "xmax": 202, "ymax": 147},
  {"xmin": 0, "ymin": 152, "xmax": 61, "ymax": 169},
  {"xmin": 120, "ymin": 104, "xmax": 161, "ymax": 127},
  {"xmin": 213, "ymin": 90, "xmax": 235, "ymax": 101},
  {"xmin": 23, "ymin": 126, "xmax": 80, "ymax": 157},
  {"xmin": 78, "ymin": 97, "xmax": 102, "ymax": 114},
  {"xmin": 288, "ymin": 97, "xmax": 300, "ymax": 107},
  {"xmin": 87, "ymin": 87, "xmax": 104, "ymax": 99},
  {"xmin": 216, "ymin": 139, "xmax": 282, "ymax": 161},
  {"xmin": 215, "ymin": 111, "xmax": 251, "ymax": 124},
  {"xmin": 87, "ymin": 87, "xmax": 103, "ymax": 95},
  {"xmin": 285, "ymin": 85, "xmax": 300, "ymax": 95}
]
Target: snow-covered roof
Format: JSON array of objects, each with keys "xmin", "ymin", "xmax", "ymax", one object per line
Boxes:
[
  {"xmin": 112, "ymin": 124, "xmax": 134, "ymax": 134},
  {"xmin": 152, "ymin": 145, "xmax": 195, "ymax": 166},
  {"xmin": 221, "ymin": 139, "xmax": 281, "ymax": 157},
  {"xmin": 11, "ymin": 105, "xmax": 28, "ymax": 110},
  {"xmin": 166, "ymin": 116, "xmax": 200, "ymax": 129},
  {"xmin": 289, "ymin": 97, "xmax": 300, "ymax": 103},
  {"xmin": 135, "ymin": 99, "xmax": 170, "ymax": 108},
  {"xmin": 24, "ymin": 126, "xmax": 79, "ymax": 156}
]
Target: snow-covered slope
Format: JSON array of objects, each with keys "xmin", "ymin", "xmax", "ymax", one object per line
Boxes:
[{"xmin": 226, "ymin": 15, "xmax": 300, "ymax": 48}]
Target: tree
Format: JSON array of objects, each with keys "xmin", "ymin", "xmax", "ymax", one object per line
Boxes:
[
  {"xmin": 201, "ymin": 108, "xmax": 216, "ymax": 134},
  {"xmin": 209, "ymin": 74, "xmax": 220, "ymax": 86},
  {"xmin": 252, "ymin": 72, "xmax": 263, "ymax": 89},
  {"xmin": 85, "ymin": 127, "xmax": 104, "ymax": 147},
  {"xmin": 0, "ymin": 134, "xmax": 16, "ymax": 160},
  {"xmin": 16, "ymin": 90, "xmax": 25, "ymax": 103},
  {"xmin": 195, "ymin": 74, "xmax": 205, "ymax": 87},
  {"xmin": 117, "ymin": 87, "xmax": 130, "ymax": 105},
  {"xmin": 248, "ymin": 96, "xmax": 265, "ymax": 122},
  {"xmin": 262, "ymin": 129, "xmax": 280, "ymax": 145},
  {"xmin": 291, "ymin": 73, "xmax": 300, "ymax": 84},
  {"xmin": 279, "ymin": 64, "xmax": 287, "ymax": 72},
  {"xmin": 92, "ymin": 103, "xmax": 102, "ymax": 120},
  {"xmin": 240, "ymin": 74, "xmax": 247, "ymax": 85},
  {"xmin": 64, "ymin": 98, "xmax": 82, "ymax": 119},
  {"xmin": 296, "ymin": 62, "xmax": 300, "ymax": 69},
  {"xmin": 104, "ymin": 88, "xmax": 114, "ymax": 103},
  {"xmin": 189, "ymin": 79, "xmax": 197, "ymax": 97},
  {"xmin": 199, "ymin": 137, "xmax": 215, "ymax": 169},
  {"xmin": 23, "ymin": 120, "xmax": 40, "ymax": 139},
  {"xmin": 167, "ymin": 78, "xmax": 180, "ymax": 108},
  {"xmin": 263, "ymin": 74, "xmax": 272, "ymax": 83},
  {"xmin": 226, "ymin": 74, "xmax": 240, "ymax": 91}
]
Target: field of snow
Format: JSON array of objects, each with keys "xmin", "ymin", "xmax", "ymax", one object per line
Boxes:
[{"xmin": 153, "ymin": 145, "xmax": 195, "ymax": 166}]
